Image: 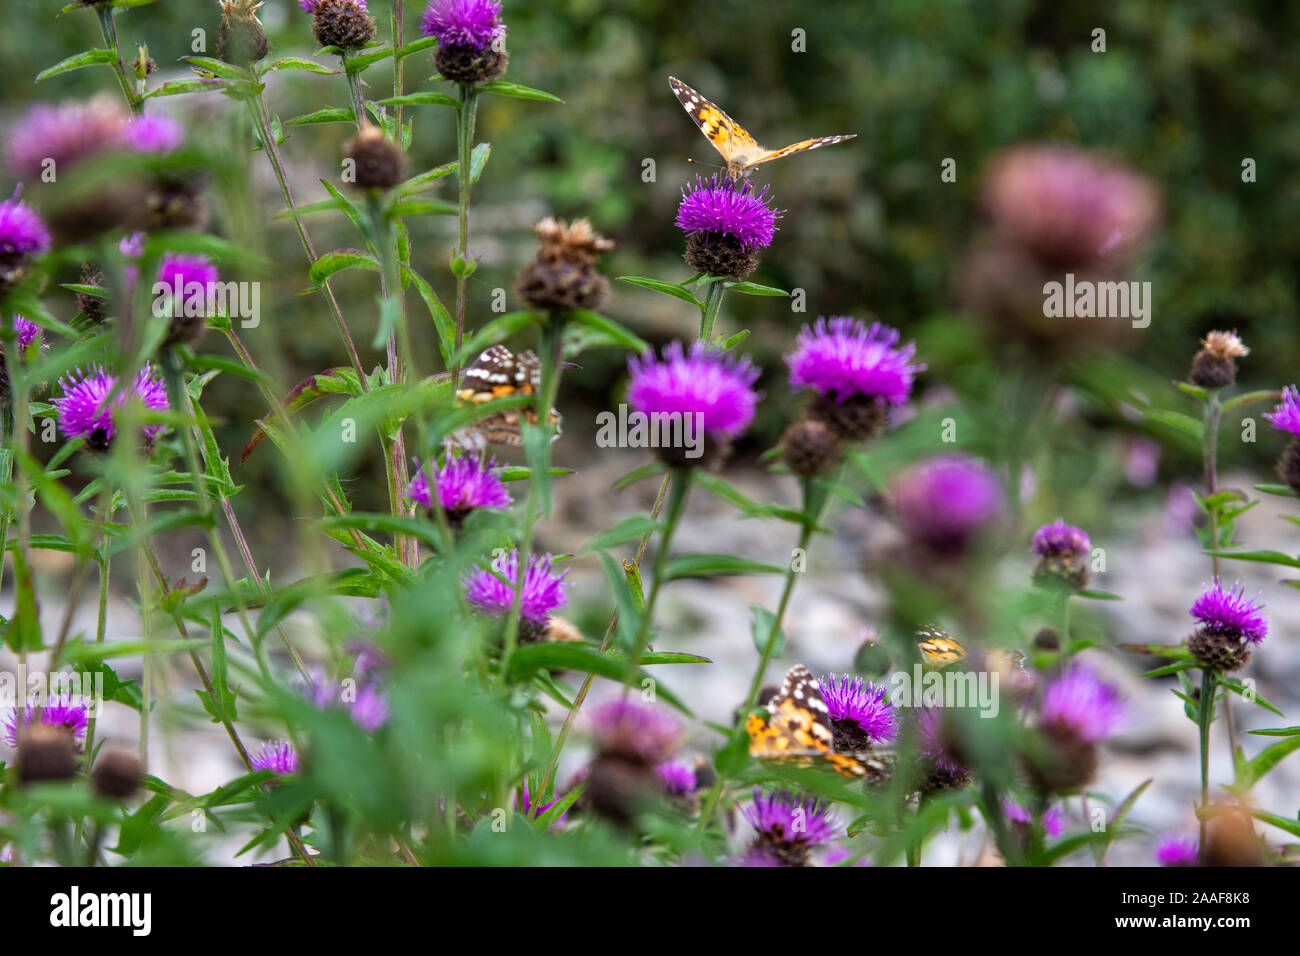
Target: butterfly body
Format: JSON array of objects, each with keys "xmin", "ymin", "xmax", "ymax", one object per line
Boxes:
[
  {"xmin": 668, "ymin": 76, "xmax": 856, "ymax": 180},
  {"xmin": 746, "ymin": 665, "xmax": 893, "ymax": 781}
]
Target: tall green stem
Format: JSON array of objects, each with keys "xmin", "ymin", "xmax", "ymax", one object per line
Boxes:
[
  {"xmin": 1197, "ymin": 668, "xmax": 1215, "ymax": 863},
  {"xmin": 698, "ymin": 281, "xmax": 725, "ymax": 341},
  {"xmin": 622, "ymin": 470, "xmax": 692, "ymax": 687},
  {"xmin": 451, "ymin": 83, "xmax": 480, "ymax": 380}
]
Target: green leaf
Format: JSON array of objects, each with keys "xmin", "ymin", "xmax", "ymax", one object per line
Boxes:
[
  {"xmin": 505, "ymin": 644, "xmax": 703, "ymax": 710},
  {"xmin": 345, "ymin": 47, "xmax": 396, "ymax": 74},
  {"xmin": 263, "ymin": 56, "xmax": 339, "ymax": 75},
  {"xmin": 1247, "ymin": 726, "xmax": 1300, "ymax": 737},
  {"xmin": 1250, "ymin": 809, "xmax": 1300, "ymax": 839},
  {"xmin": 145, "ymin": 78, "xmax": 231, "ymax": 99},
  {"xmin": 453, "ymin": 311, "xmax": 546, "ymax": 364},
  {"xmin": 750, "ymin": 606, "xmax": 785, "ymax": 657},
  {"xmin": 1219, "ymin": 675, "xmax": 1286, "ymax": 717},
  {"xmin": 1141, "ymin": 660, "xmax": 1198, "ymax": 678},
  {"xmin": 373, "ymin": 91, "xmax": 460, "ymax": 109},
  {"xmin": 309, "ymin": 249, "xmax": 380, "ymax": 286},
  {"xmin": 285, "ymin": 107, "xmax": 356, "ymax": 126},
  {"xmin": 1236, "ymin": 735, "xmax": 1300, "ymax": 789},
  {"xmin": 617, "ymin": 276, "xmax": 702, "ymax": 308},
  {"xmin": 580, "ymin": 516, "xmax": 661, "ymax": 554},
  {"xmin": 469, "ymin": 142, "xmax": 491, "ymax": 183},
  {"xmin": 36, "ymin": 48, "xmax": 118, "ymax": 83},
  {"xmin": 1174, "ymin": 381, "xmax": 1210, "ymax": 401},
  {"xmin": 396, "ymin": 36, "xmax": 438, "ymax": 60},
  {"xmin": 72, "ymin": 661, "xmax": 143, "ymax": 712},
  {"xmin": 1076, "ymin": 589, "xmax": 1123, "ymax": 601},
  {"xmin": 57, "ymin": 639, "xmax": 206, "ymax": 665},
  {"xmin": 1205, "ymin": 548, "xmax": 1300, "ymax": 569},
  {"xmin": 180, "ymin": 56, "xmax": 252, "ymax": 80},
  {"xmin": 725, "ymin": 280, "xmax": 789, "ymax": 297},
  {"xmin": 1255, "ymin": 483, "xmax": 1297, "ymax": 498},
  {"xmin": 478, "ymin": 80, "xmax": 563, "ymax": 103},
  {"xmin": 666, "ymin": 553, "xmax": 785, "ymax": 579},
  {"xmin": 1141, "ymin": 408, "xmax": 1203, "ymax": 442},
  {"xmin": 400, "ymin": 265, "xmax": 456, "ymax": 367},
  {"xmin": 568, "ymin": 309, "xmax": 648, "ymax": 354},
  {"xmin": 1221, "ymin": 389, "xmax": 1280, "ymax": 414}
]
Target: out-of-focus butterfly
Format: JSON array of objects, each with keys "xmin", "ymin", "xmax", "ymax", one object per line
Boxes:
[
  {"xmin": 915, "ymin": 625, "xmax": 1028, "ymax": 689},
  {"xmin": 450, "ymin": 345, "xmax": 561, "ymax": 449},
  {"xmin": 668, "ymin": 76, "xmax": 856, "ymax": 181},
  {"xmin": 746, "ymin": 665, "xmax": 894, "ymax": 781}
]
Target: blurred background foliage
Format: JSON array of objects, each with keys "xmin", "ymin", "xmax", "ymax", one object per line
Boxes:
[{"xmin": 4, "ymin": 0, "xmax": 1298, "ymax": 551}]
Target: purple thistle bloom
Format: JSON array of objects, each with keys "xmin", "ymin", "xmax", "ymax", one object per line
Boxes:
[
  {"xmin": 420, "ymin": 0, "xmax": 506, "ymax": 49},
  {"xmin": 1003, "ymin": 798, "xmax": 1065, "ymax": 838},
  {"xmin": 1032, "ymin": 519, "xmax": 1091, "ymax": 559},
  {"xmin": 1190, "ymin": 579, "xmax": 1268, "ymax": 645},
  {"xmin": 515, "ymin": 780, "xmax": 566, "ymax": 826},
  {"xmin": 54, "ymin": 365, "xmax": 169, "ymax": 444},
  {"xmin": 407, "ymin": 452, "xmax": 512, "ymax": 515},
  {"xmin": 1040, "ymin": 665, "xmax": 1124, "ymax": 743},
  {"xmin": 1263, "ymin": 385, "xmax": 1300, "ymax": 437},
  {"xmin": 9, "ymin": 316, "xmax": 45, "ymax": 354},
  {"xmin": 156, "ymin": 253, "xmax": 219, "ymax": 314},
  {"xmin": 250, "ymin": 740, "xmax": 299, "ymax": 775},
  {"xmin": 4, "ymin": 695, "xmax": 90, "ymax": 748},
  {"xmin": 310, "ymin": 679, "xmax": 389, "ymax": 733},
  {"xmin": 820, "ymin": 673, "xmax": 898, "ymax": 745},
  {"xmin": 1155, "ymin": 834, "xmax": 1198, "ymax": 867},
  {"xmin": 627, "ymin": 341, "xmax": 761, "ymax": 439},
  {"xmin": 742, "ymin": 789, "xmax": 839, "ymax": 846},
  {"xmin": 916, "ymin": 706, "xmax": 965, "ymax": 776},
  {"xmin": 892, "ymin": 455, "xmax": 1003, "ymax": 553},
  {"xmin": 786, "ymin": 318, "xmax": 924, "ymax": 406},
  {"xmin": 588, "ymin": 699, "xmax": 681, "ymax": 765},
  {"xmin": 5, "ymin": 98, "xmax": 129, "ymax": 180},
  {"xmin": 125, "ymin": 115, "xmax": 183, "ymax": 155},
  {"xmin": 463, "ymin": 549, "xmax": 568, "ymax": 626},
  {"xmin": 655, "ymin": 760, "xmax": 697, "ymax": 796},
  {"xmin": 675, "ymin": 174, "xmax": 782, "ymax": 250},
  {"xmin": 0, "ymin": 199, "xmax": 51, "ymax": 258}
]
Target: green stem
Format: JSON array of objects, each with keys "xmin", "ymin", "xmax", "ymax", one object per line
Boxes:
[
  {"xmin": 95, "ymin": 7, "xmax": 140, "ymax": 115},
  {"xmin": 451, "ymin": 83, "xmax": 479, "ymax": 381},
  {"xmin": 698, "ymin": 281, "xmax": 726, "ymax": 342},
  {"xmin": 1197, "ymin": 668, "xmax": 1215, "ymax": 863},
  {"xmin": 1203, "ymin": 393, "xmax": 1222, "ymax": 577},
  {"xmin": 623, "ymin": 470, "xmax": 692, "ymax": 687}
]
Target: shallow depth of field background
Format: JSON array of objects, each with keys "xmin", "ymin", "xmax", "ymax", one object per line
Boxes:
[{"xmin": 3, "ymin": 0, "xmax": 1300, "ymax": 863}]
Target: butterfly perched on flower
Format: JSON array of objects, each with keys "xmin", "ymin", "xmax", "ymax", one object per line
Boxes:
[
  {"xmin": 668, "ymin": 76, "xmax": 856, "ymax": 181},
  {"xmin": 450, "ymin": 344, "xmax": 561, "ymax": 449},
  {"xmin": 746, "ymin": 665, "xmax": 893, "ymax": 781}
]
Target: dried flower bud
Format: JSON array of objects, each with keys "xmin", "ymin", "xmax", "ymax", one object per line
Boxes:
[
  {"xmin": 1189, "ymin": 330, "xmax": 1248, "ymax": 390},
  {"xmin": 16, "ymin": 724, "xmax": 78, "ymax": 785},
  {"xmin": 219, "ymin": 0, "xmax": 270, "ymax": 66},
  {"xmin": 92, "ymin": 748, "xmax": 144, "ymax": 799},
  {"xmin": 516, "ymin": 217, "xmax": 613, "ymax": 312},
  {"xmin": 779, "ymin": 419, "xmax": 843, "ymax": 477},
  {"xmin": 344, "ymin": 125, "xmax": 407, "ymax": 190},
  {"xmin": 312, "ymin": 0, "xmax": 377, "ymax": 49}
]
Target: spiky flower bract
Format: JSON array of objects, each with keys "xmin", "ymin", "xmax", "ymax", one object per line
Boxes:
[
  {"xmin": 420, "ymin": 0, "xmax": 506, "ymax": 49},
  {"xmin": 627, "ymin": 341, "xmax": 760, "ymax": 439},
  {"xmin": 1040, "ymin": 665, "xmax": 1124, "ymax": 744},
  {"xmin": 4, "ymin": 695, "xmax": 90, "ymax": 748},
  {"xmin": 1190, "ymin": 580, "xmax": 1268, "ymax": 646},
  {"xmin": 787, "ymin": 318, "xmax": 923, "ymax": 406},
  {"xmin": 820, "ymin": 673, "xmax": 898, "ymax": 748},
  {"xmin": 54, "ymin": 365, "xmax": 169, "ymax": 449},
  {"xmin": 250, "ymin": 740, "xmax": 299, "ymax": 775},
  {"xmin": 1264, "ymin": 386, "xmax": 1300, "ymax": 437},
  {"xmin": 676, "ymin": 174, "xmax": 782, "ymax": 250},
  {"xmin": 0, "ymin": 199, "xmax": 51, "ymax": 258},
  {"xmin": 463, "ymin": 549, "xmax": 568, "ymax": 630},
  {"xmin": 407, "ymin": 452, "xmax": 512, "ymax": 521}
]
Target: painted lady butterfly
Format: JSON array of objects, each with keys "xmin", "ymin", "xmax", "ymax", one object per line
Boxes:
[
  {"xmin": 746, "ymin": 665, "xmax": 894, "ymax": 781},
  {"xmin": 915, "ymin": 625, "xmax": 1027, "ymax": 679},
  {"xmin": 450, "ymin": 345, "xmax": 561, "ymax": 449},
  {"xmin": 668, "ymin": 76, "xmax": 857, "ymax": 181}
]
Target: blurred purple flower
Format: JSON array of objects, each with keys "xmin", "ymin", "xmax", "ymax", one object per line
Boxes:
[
  {"xmin": 627, "ymin": 341, "xmax": 760, "ymax": 439},
  {"xmin": 588, "ymin": 699, "xmax": 681, "ymax": 765},
  {"xmin": 125, "ymin": 115, "xmax": 183, "ymax": 155},
  {"xmin": 1003, "ymin": 798, "xmax": 1065, "ymax": 837},
  {"xmin": 1264, "ymin": 385, "xmax": 1300, "ymax": 438},
  {"xmin": 1032, "ymin": 519, "xmax": 1090, "ymax": 559},
  {"xmin": 0, "ymin": 199, "xmax": 51, "ymax": 258},
  {"xmin": 156, "ymin": 253, "xmax": 219, "ymax": 314},
  {"xmin": 1040, "ymin": 665, "xmax": 1123, "ymax": 743},
  {"xmin": 1155, "ymin": 834, "xmax": 1198, "ymax": 866},
  {"xmin": 4, "ymin": 695, "xmax": 90, "ymax": 748},
  {"xmin": 786, "ymin": 318, "xmax": 923, "ymax": 405},
  {"xmin": 655, "ymin": 760, "xmax": 697, "ymax": 796},
  {"xmin": 407, "ymin": 452, "xmax": 512, "ymax": 516},
  {"xmin": 250, "ymin": 740, "xmax": 299, "ymax": 775},
  {"xmin": 420, "ymin": 0, "xmax": 506, "ymax": 49},
  {"xmin": 4, "ymin": 98, "xmax": 130, "ymax": 180},
  {"xmin": 742, "ymin": 790, "xmax": 838, "ymax": 850},
  {"xmin": 892, "ymin": 455, "xmax": 1003, "ymax": 553},
  {"xmin": 463, "ymin": 549, "xmax": 568, "ymax": 626}
]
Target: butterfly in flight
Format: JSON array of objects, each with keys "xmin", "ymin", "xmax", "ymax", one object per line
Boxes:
[
  {"xmin": 668, "ymin": 76, "xmax": 856, "ymax": 181},
  {"xmin": 915, "ymin": 625, "xmax": 1028, "ymax": 689},
  {"xmin": 450, "ymin": 345, "xmax": 561, "ymax": 450},
  {"xmin": 746, "ymin": 665, "xmax": 893, "ymax": 781}
]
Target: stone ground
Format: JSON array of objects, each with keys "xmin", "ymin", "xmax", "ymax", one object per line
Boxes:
[{"xmin": 4, "ymin": 457, "xmax": 1298, "ymax": 866}]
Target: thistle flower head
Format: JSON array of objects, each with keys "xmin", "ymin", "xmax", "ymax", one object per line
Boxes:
[
  {"xmin": 892, "ymin": 455, "xmax": 1003, "ymax": 553},
  {"xmin": 0, "ymin": 199, "xmax": 51, "ymax": 258},
  {"xmin": 820, "ymin": 673, "xmax": 898, "ymax": 746},
  {"xmin": 1190, "ymin": 579, "xmax": 1268, "ymax": 645},
  {"xmin": 742, "ymin": 790, "xmax": 839, "ymax": 866},
  {"xmin": 4, "ymin": 695, "xmax": 90, "ymax": 748},
  {"xmin": 1201, "ymin": 330, "xmax": 1249, "ymax": 359},
  {"xmin": 4, "ymin": 97, "xmax": 130, "ymax": 180},
  {"xmin": 786, "ymin": 318, "xmax": 923, "ymax": 406},
  {"xmin": 157, "ymin": 253, "xmax": 219, "ymax": 312},
  {"xmin": 420, "ymin": 0, "xmax": 506, "ymax": 50},
  {"xmin": 250, "ymin": 740, "xmax": 299, "ymax": 775},
  {"xmin": 1040, "ymin": 665, "xmax": 1124, "ymax": 743},
  {"xmin": 532, "ymin": 216, "xmax": 614, "ymax": 266},
  {"xmin": 655, "ymin": 760, "xmax": 697, "ymax": 796},
  {"xmin": 627, "ymin": 341, "xmax": 760, "ymax": 439},
  {"xmin": 916, "ymin": 705, "xmax": 965, "ymax": 776},
  {"xmin": 310, "ymin": 678, "xmax": 389, "ymax": 732},
  {"xmin": 1032, "ymin": 519, "xmax": 1091, "ymax": 559},
  {"xmin": 125, "ymin": 115, "xmax": 183, "ymax": 155},
  {"xmin": 8, "ymin": 316, "xmax": 45, "ymax": 354},
  {"xmin": 675, "ymin": 174, "xmax": 782, "ymax": 250},
  {"xmin": 408, "ymin": 452, "xmax": 512, "ymax": 519},
  {"xmin": 1003, "ymin": 798, "xmax": 1065, "ymax": 837},
  {"xmin": 1154, "ymin": 834, "xmax": 1198, "ymax": 867},
  {"xmin": 54, "ymin": 364, "xmax": 169, "ymax": 446},
  {"xmin": 463, "ymin": 549, "xmax": 568, "ymax": 627},
  {"xmin": 587, "ymin": 699, "xmax": 681, "ymax": 765},
  {"xmin": 1263, "ymin": 385, "xmax": 1300, "ymax": 437}
]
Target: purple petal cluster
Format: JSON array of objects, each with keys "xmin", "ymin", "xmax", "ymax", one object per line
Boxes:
[
  {"xmin": 675, "ymin": 174, "xmax": 783, "ymax": 250},
  {"xmin": 9, "ymin": 316, "xmax": 45, "ymax": 354},
  {"xmin": 742, "ymin": 789, "xmax": 838, "ymax": 845},
  {"xmin": 1003, "ymin": 798, "xmax": 1065, "ymax": 838},
  {"xmin": 1263, "ymin": 385, "xmax": 1300, "ymax": 437},
  {"xmin": 627, "ymin": 341, "xmax": 760, "ymax": 439},
  {"xmin": 4, "ymin": 98, "xmax": 130, "ymax": 180},
  {"xmin": 4, "ymin": 695, "xmax": 90, "ymax": 748},
  {"xmin": 464, "ymin": 549, "xmax": 568, "ymax": 626},
  {"xmin": 588, "ymin": 699, "xmax": 681, "ymax": 765},
  {"xmin": 1040, "ymin": 665, "xmax": 1124, "ymax": 743},
  {"xmin": 892, "ymin": 455, "xmax": 1004, "ymax": 552},
  {"xmin": 1032, "ymin": 519, "xmax": 1091, "ymax": 558},
  {"xmin": 250, "ymin": 740, "xmax": 299, "ymax": 775},
  {"xmin": 1154, "ymin": 834, "xmax": 1198, "ymax": 867},
  {"xmin": 125, "ymin": 115, "xmax": 183, "ymax": 155},
  {"xmin": 311, "ymin": 678, "xmax": 389, "ymax": 733},
  {"xmin": 156, "ymin": 253, "xmax": 219, "ymax": 313},
  {"xmin": 820, "ymin": 673, "xmax": 898, "ymax": 744},
  {"xmin": 420, "ymin": 0, "xmax": 506, "ymax": 50},
  {"xmin": 655, "ymin": 761, "xmax": 697, "ymax": 796},
  {"xmin": 0, "ymin": 199, "xmax": 51, "ymax": 258},
  {"xmin": 408, "ymin": 452, "xmax": 512, "ymax": 514},
  {"xmin": 786, "ymin": 318, "xmax": 923, "ymax": 405},
  {"xmin": 916, "ymin": 706, "xmax": 965, "ymax": 775},
  {"xmin": 1190, "ymin": 580, "xmax": 1268, "ymax": 645},
  {"xmin": 54, "ymin": 365, "xmax": 169, "ymax": 443}
]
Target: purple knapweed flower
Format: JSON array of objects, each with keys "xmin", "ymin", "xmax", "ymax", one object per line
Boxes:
[
  {"xmin": 54, "ymin": 365, "xmax": 169, "ymax": 446},
  {"xmin": 655, "ymin": 760, "xmax": 697, "ymax": 796},
  {"xmin": 1040, "ymin": 665, "xmax": 1124, "ymax": 743},
  {"xmin": 1264, "ymin": 386, "xmax": 1300, "ymax": 437},
  {"xmin": 515, "ymin": 780, "xmax": 566, "ymax": 827},
  {"xmin": 916, "ymin": 705, "xmax": 966, "ymax": 777},
  {"xmin": 124, "ymin": 115, "xmax": 183, "ymax": 155},
  {"xmin": 4, "ymin": 695, "xmax": 90, "ymax": 748},
  {"xmin": 741, "ymin": 790, "xmax": 839, "ymax": 866},
  {"xmin": 7, "ymin": 316, "xmax": 45, "ymax": 355},
  {"xmin": 820, "ymin": 673, "xmax": 898, "ymax": 746},
  {"xmin": 407, "ymin": 452, "xmax": 512, "ymax": 518},
  {"xmin": 4, "ymin": 98, "xmax": 130, "ymax": 180},
  {"xmin": 0, "ymin": 199, "xmax": 51, "ymax": 259},
  {"xmin": 1003, "ymin": 798, "xmax": 1065, "ymax": 838},
  {"xmin": 786, "ymin": 318, "xmax": 923, "ymax": 406},
  {"xmin": 587, "ymin": 698, "xmax": 681, "ymax": 765},
  {"xmin": 627, "ymin": 341, "xmax": 761, "ymax": 439},
  {"xmin": 155, "ymin": 253, "xmax": 219, "ymax": 314},
  {"xmin": 1154, "ymin": 834, "xmax": 1198, "ymax": 867},
  {"xmin": 420, "ymin": 0, "xmax": 506, "ymax": 49},
  {"xmin": 1190, "ymin": 580, "xmax": 1268, "ymax": 646},
  {"xmin": 892, "ymin": 455, "xmax": 1004, "ymax": 553},
  {"xmin": 250, "ymin": 740, "xmax": 299, "ymax": 775},
  {"xmin": 463, "ymin": 549, "xmax": 568, "ymax": 627},
  {"xmin": 310, "ymin": 679, "xmax": 389, "ymax": 733},
  {"xmin": 1032, "ymin": 519, "xmax": 1090, "ymax": 559},
  {"xmin": 675, "ymin": 174, "xmax": 782, "ymax": 250}
]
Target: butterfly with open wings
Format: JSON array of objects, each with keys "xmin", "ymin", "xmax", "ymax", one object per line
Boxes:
[{"xmin": 449, "ymin": 344, "xmax": 561, "ymax": 450}]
